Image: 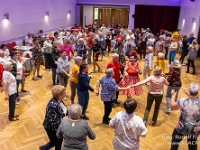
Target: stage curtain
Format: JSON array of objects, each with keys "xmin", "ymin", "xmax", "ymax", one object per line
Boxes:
[{"xmin": 134, "ymin": 5, "xmax": 180, "ymax": 34}]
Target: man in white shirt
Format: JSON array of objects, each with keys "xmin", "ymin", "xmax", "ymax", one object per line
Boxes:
[
  {"xmin": 0, "ymin": 50, "xmax": 10, "ymax": 64},
  {"xmin": 126, "ymin": 30, "xmax": 135, "ymax": 53},
  {"xmin": 53, "ymin": 32, "xmax": 63, "ymax": 46},
  {"xmin": 24, "ymin": 32, "xmax": 33, "ymax": 45}
]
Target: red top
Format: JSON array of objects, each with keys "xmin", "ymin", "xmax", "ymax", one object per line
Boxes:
[
  {"xmin": 0, "ymin": 63, "xmax": 3, "ymax": 83},
  {"xmin": 106, "ymin": 61, "xmax": 120, "ymax": 82},
  {"xmin": 116, "ymin": 35, "xmax": 125, "ymax": 41},
  {"xmin": 127, "ymin": 62, "xmax": 139, "ymax": 76},
  {"xmin": 87, "ymin": 37, "xmax": 93, "ymax": 48}
]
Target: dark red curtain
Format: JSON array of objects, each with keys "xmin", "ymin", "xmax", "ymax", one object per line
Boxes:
[{"xmin": 134, "ymin": 5, "xmax": 180, "ymax": 34}]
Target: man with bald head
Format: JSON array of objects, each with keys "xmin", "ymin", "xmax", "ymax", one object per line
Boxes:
[
  {"xmin": 187, "ymin": 33, "xmax": 196, "ymax": 44},
  {"xmin": 106, "ymin": 53, "xmax": 122, "ymax": 104}
]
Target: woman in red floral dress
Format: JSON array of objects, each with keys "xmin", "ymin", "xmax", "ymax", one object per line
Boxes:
[{"xmin": 119, "ymin": 54, "xmax": 143, "ymax": 98}]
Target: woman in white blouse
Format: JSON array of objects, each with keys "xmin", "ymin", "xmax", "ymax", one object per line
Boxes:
[
  {"xmin": 109, "ymin": 98, "xmax": 147, "ymax": 150},
  {"xmin": 2, "ymin": 61, "xmax": 19, "ymax": 121}
]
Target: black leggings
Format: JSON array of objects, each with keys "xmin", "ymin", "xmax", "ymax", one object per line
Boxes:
[{"xmin": 170, "ymin": 129, "xmax": 198, "ymax": 150}]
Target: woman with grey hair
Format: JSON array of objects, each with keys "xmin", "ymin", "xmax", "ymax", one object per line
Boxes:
[
  {"xmin": 170, "ymin": 83, "xmax": 200, "ymax": 150},
  {"xmin": 2, "ymin": 61, "xmax": 18, "ymax": 121},
  {"xmin": 96, "ymin": 68, "xmax": 131, "ymax": 124},
  {"xmin": 56, "ymin": 104, "xmax": 96, "ymax": 150},
  {"xmin": 74, "ymin": 38, "xmax": 89, "ymax": 64},
  {"xmin": 69, "ymin": 56, "xmax": 82, "ymax": 104},
  {"xmin": 131, "ymin": 66, "xmax": 169, "ymax": 126}
]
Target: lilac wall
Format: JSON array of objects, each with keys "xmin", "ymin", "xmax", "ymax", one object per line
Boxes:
[
  {"xmin": 177, "ymin": 0, "xmax": 200, "ymax": 37},
  {"xmin": 77, "ymin": 0, "xmax": 181, "ymax": 29},
  {"xmin": 0, "ymin": 0, "xmax": 76, "ymax": 43}
]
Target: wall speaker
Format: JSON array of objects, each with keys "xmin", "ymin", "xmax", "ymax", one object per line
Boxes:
[
  {"xmin": 190, "ymin": 0, "xmax": 195, "ymax": 2},
  {"xmin": 132, "ymin": 14, "xmax": 135, "ymax": 18}
]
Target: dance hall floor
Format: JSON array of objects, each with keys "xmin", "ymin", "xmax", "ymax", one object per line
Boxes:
[{"xmin": 0, "ymin": 54, "xmax": 200, "ymax": 150}]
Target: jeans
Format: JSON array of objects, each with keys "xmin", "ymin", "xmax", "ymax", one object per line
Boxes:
[
  {"xmin": 51, "ymin": 67, "xmax": 58, "ymax": 85},
  {"xmin": 17, "ymin": 79, "xmax": 25, "ymax": 91},
  {"xmin": 70, "ymin": 81, "xmax": 78, "ymax": 102},
  {"xmin": 78, "ymin": 91, "xmax": 89, "ymax": 116},
  {"xmin": 143, "ymin": 93, "xmax": 163, "ymax": 123},
  {"xmin": 103, "ymin": 101, "xmax": 113, "ymax": 122},
  {"xmin": 9, "ymin": 93, "xmax": 17, "ymax": 119},
  {"xmin": 187, "ymin": 59, "xmax": 195, "ymax": 73},
  {"xmin": 40, "ymin": 128, "xmax": 63, "ymax": 150},
  {"xmin": 170, "ymin": 128, "xmax": 197, "ymax": 150},
  {"xmin": 166, "ymin": 86, "xmax": 181, "ymax": 111},
  {"xmin": 169, "ymin": 51, "xmax": 177, "ymax": 64}
]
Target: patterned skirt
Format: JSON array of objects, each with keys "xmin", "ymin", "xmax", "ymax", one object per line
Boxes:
[{"xmin": 118, "ymin": 75, "xmax": 143, "ymax": 97}]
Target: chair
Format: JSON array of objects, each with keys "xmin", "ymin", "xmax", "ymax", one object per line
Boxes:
[
  {"xmin": 6, "ymin": 43, "xmax": 12, "ymax": 51},
  {"xmin": 11, "ymin": 42, "xmax": 17, "ymax": 49}
]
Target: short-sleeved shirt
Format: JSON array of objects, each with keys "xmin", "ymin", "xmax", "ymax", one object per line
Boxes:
[
  {"xmin": 2, "ymin": 70, "xmax": 17, "ymax": 96},
  {"xmin": 99, "ymin": 76, "xmax": 118, "ymax": 102},
  {"xmin": 70, "ymin": 64, "xmax": 79, "ymax": 83},
  {"xmin": 106, "ymin": 61, "xmax": 120, "ymax": 82},
  {"xmin": 60, "ymin": 44, "xmax": 74, "ymax": 57},
  {"xmin": 176, "ymin": 97, "xmax": 200, "ymax": 135}
]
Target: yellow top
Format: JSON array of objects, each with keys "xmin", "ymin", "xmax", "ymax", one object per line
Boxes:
[
  {"xmin": 70, "ymin": 64, "xmax": 79, "ymax": 83},
  {"xmin": 156, "ymin": 59, "xmax": 166, "ymax": 74},
  {"xmin": 170, "ymin": 31, "xmax": 180, "ymax": 41}
]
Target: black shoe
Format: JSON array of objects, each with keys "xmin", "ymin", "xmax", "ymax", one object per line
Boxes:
[
  {"xmin": 32, "ymin": 77, "xmax": 37, "ymax": 81},
  {"xmin": 113, "ymin": 100, "xmax": 120, "ymax": 104},
  {"xmin": 143, "ymin": 121, "xmax": 147, "ymax": 127},
  {"xmin": 152, "ymin": 121, "xmax": 156, "ymax": 126},
  {"xmin": 81, "ymin": 115, "xmax": 89, "ymax": 120},
  {"xmin": 37, "ymin": 75, "xmax": 43, "ymax": 78},
  {"xmin": 108, "ymin": 117, "xmax": 111, "ymax": 121},
  {"xmin": 186, "ymin": 71, "xmax": 189, "ymax": 73},
  {"xmin": 192, "ymin": 72, "xmax": 196, "ymax": 75},
  {"xmin": 102, "ymin": 121, "xmax": 109, "ymax": 125},
  {"xmin": 21, "ymin": 89, "xmax": 27, "ymax": 92}
]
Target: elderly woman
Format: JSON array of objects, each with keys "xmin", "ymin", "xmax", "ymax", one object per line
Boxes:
[
  {"xmin": 52, "ymin": 31, "xmax": 63, "ymax": 46},
  {"xmin": 56, "ymin": 50, "xmax": 70, "ymax": 87},
  {"xmin": 96, "ymin": 68, "xmax": 131, "ymax": 124},
  {"xmin": 60, "ymin": 38, "xmax": 74, "ymax": 60},
  {"xmin": 132, "ymin": 66, "xmax": 169, "ymax": 126},
  {"xmin": 51, "ymin": 45, "xmax": 60, "ymax": 85},
  {"xmin": 170, "ymin": 83, "xmax": 200, "ymax": 150},
  {"xmin": 32, "ymin": 38, "xmax": 43, "ymax": 80},
  {"xmin": 69, "ymin": 56, "xmax": 82, "ymax": 104},
  {"xmin": 56, "ymin": 104, "xmax": 96, "ymax": 150},
  {"xmin": 2, "ymin": 61, "xmax": 18, "ymax": 121},
  {"xmin": 75, "ymin": 38, "xmax": 89, "ymax": 64},
  {"xmin": 168, "ymin": 37, "xmax": 178, "ymax": 67},
  {"xmin": 78, "ymin": 64, "xmax": 97, "ymax": 120},
  {"xmin": 40, "ymin": 85, "xmax": 68, "ymax": 150},
  {"xmin": 109, "ymin": 98, "xmax": 147, "ymax": 150},
  {"xmin": 187, "ymin": 39, "xmax": 199, "ymax": 74},
  {"xmin": 43, "ymin": 36, "xmax": 53, "ymax": 70},
  {"xmin": 165, "ymin": 60, "xmax": 182, "ymax": 114}
]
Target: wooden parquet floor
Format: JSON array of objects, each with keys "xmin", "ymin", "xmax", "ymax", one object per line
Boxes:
[{"xmin": 1, "ymin": 54, "xmax": 200, "ymax": 150}]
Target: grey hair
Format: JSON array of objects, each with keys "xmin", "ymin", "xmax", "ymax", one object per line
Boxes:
[
  {"xmin": 78, "ymin": 38, "xmax": 84, "ymax": 43},
  {"xmin": 105, "ymin": 68, "xmax": 114, "ymax": 76},
  {"xmin": 2, "ymin": 61, "xmax": 12, "ymax": 70},
  {"xmin": 69, "ymin": 104, "xmax": 82, "ymax": 120},
  {"xmin": 188, "ymin": 83, "xmax": 199, "ymax": 96},
  {"xmin": 74, "ymin": 56, "xmax": 83, "ymax": 63}
]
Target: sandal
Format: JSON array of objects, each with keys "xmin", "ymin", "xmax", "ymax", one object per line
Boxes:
[
  {"xmin": 32, "ymin": 77, "xmax": 37, "ymax": 81},
  {"xmin": 37, "ymin": 75, "xmax": 43, "ymax": 78},
  {"xmin": 9, "ymin": 117, "xmax": 19, "ymax": 121}
]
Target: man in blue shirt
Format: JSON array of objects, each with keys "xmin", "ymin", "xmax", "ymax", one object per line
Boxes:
[{"xmin": 187, "ymin": 33, "xmax": 196, "ymax": 44}]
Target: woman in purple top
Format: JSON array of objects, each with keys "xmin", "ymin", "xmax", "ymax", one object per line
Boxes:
[
  {"xmin": 96, "ymin": 68, "xmax": 131, "ymax": 125},
  {"xmin": 60, "ymin": 38, "xmax": 74, "ymax": 60},
  {"xmin": 170, "ymin": 83, "xmax": 200, "ymax": 150}
]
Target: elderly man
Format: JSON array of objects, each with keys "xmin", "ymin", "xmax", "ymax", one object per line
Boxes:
[
  {"xmin": 170, "ymin": 83, "xmax": 200, "ymax": 150},
  {"xmin": 24, "ymin": 32, "xmax": 33, "ymax": 46},
  {"xmin": 187, "ymin": 32, "xmax": 196, "ymax": 44},
  {"xmin": 126, "ymin": 30, "xmax": 135, "ymax": 53},
  {"xmin": 106, "ymin": 53, "xmax": 122, "ymax": 104},
  {"xmin": 75, "ymin": 38, "xmax": 89, "ymax": 64}
]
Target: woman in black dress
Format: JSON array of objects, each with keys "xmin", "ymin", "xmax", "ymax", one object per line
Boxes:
[
  {"xmin": 105, "ymin": 30, "xmax": 112, "ymax": 53},
  {"xmin": 91, "ymin": 38, "xmax": 102, "ymax": 72},
  {"xmin": 51, "ymin": 45, "xmax": 60, "ymax": 85}
]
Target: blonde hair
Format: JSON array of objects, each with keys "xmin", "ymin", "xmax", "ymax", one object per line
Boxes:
[
  {"xmin": 52, "ymin": 85, "xmax": 66, "ymax": 99},
  {"xmin": 153, "ymin": 66, "xmax": 162, "ymax": 76}
]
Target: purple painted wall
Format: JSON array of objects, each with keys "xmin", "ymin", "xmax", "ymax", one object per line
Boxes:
[
  {"xmin": 178, "ymin": 0, "xmax": 200, "ymax": 37},
  {"xmin": 76, "ymin": 0, "xmax": 181, "ymax": 29},
  {"xmin": 0, "ymin": 0, "xmax": 76, "ymax": 43}
]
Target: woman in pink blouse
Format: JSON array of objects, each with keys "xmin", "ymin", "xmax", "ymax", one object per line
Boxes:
[
  {"xmin": 131, "ymin": 66, "xmax": 169, "ymax": 126},
  {"xmin": 60, "ymin": 38, "xmax": 74, "ymax": 60}
]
